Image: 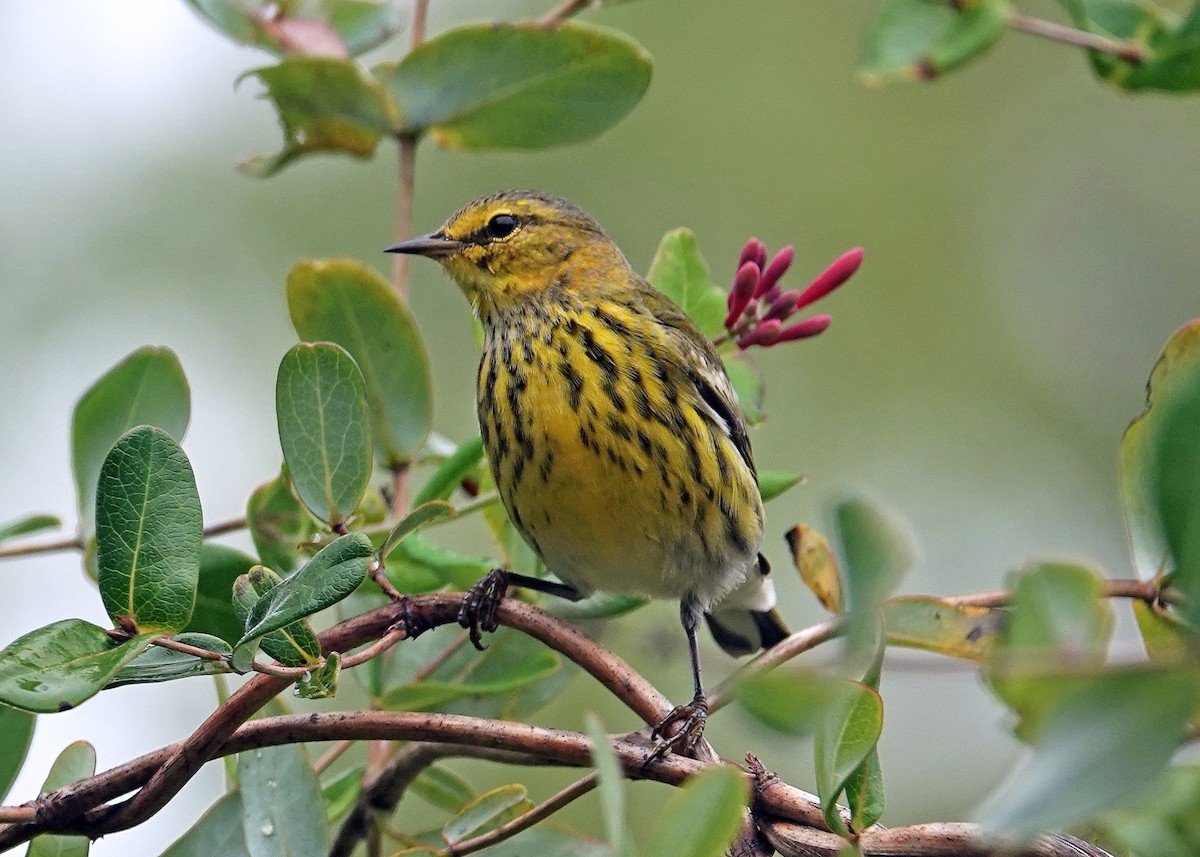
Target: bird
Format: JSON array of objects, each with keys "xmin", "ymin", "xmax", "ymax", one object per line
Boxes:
[{"xmin": 386, "ymin": 190, "xmax": 790, "ymax": 753}]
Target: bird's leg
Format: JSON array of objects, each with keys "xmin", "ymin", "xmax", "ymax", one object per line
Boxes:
[
  {"xmin": 458, "ymin": 568, "xmax": 583, "ymax": 650},
  {"xmin": 649, "ymin": 595, "xmax": 709, "ymax": 760}
]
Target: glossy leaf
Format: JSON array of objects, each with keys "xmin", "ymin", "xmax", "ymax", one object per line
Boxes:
[
  {"xmin": 108, "ymin": 633, "xmax": 231, "ymax": 687},
  {"xmin": 1149, "ymin": 370, "xmax": 1200, "ymax": 629},
  {"xmin": 247, "ymin": 473, "xmax": 316, "ymax": 574},
  {"xmin": 233, "ymin": 566, "xmax": 323, "ymax": 668},
  {"xmin": 71, "ymin": 347, "xmax": 190, "ymax": 531},
  {"xmin": 1120, "ymin": 320, "xmax": 1200, "ymax": 579},
  {"xmin": 0, "ymin": 705, "xmax": 35, "ymax": 803},
  {"xmin": 240, "ymin": 58, "xmax": 394, "ymax": 177},
  {"xmin": 862, "ymin": 0, "xmax": 1011, "ymax": 85},
  {"xmin": 239, "ymin": 745, "xmax": 328, "ymax": 857},
  {"xmin": 239, "ymin": 535, "xmax": 370, "ymax": 648},
  {"xmin": 586, "ymin": 715, "xmax": 630, "ymax": 857},
  {"xmin": 759, "ymin": 470, "xmax": 802, "ymax": 502},
  {"xmin": 647, "ymin": 228, "xmax": 727, "ymax": 338},
  {"xmin": 786, "ymin": 524, "xmax": 844, "ymax": 614},
  {"xmin": 736, "ymin": 671, "xmax": 840, "ymax": 736},
  {"xmin": 26, "ymin": 741, "xmax": 96, "ymax": 857},
  {"xmin": 288, "ymin": 259, "xmax": 433, "ymax": 467},
  {"xmin": 275, "ymin": 342, "xmax": 372, "ymax": 527},
  {"xmin": 644, "ymin": 765, "xmax": 748, "ymax": 857},
  {"xmin": 977, "ymin": 668, "xmax": 1198, "ymax": 835},
  {"xmin": 882, "ymin": 596, "xmax": 1001, "ymax": 661},
  {"xmin": 0, "ymin": 514, "xmax": 61, "ymax": 544},
  {"xmin": 377, "ymin": 501, "xmax": 455, "ymax": 564},
  {"xmin": 384, "ymin": 22, "xmax": 651, "ymax": 149},
  {"xmin": 379, "ymin": 648, "xmax": 559, "ymax": 711},
  {"xmin": 321, "ymin": 765, "xmax": 363, "ymax": 823},
  {"xmin": 410, "ymin": 765, "xmax": 475, "ymax": 813},
  {"xmin": 995, "ymin": 561, "xmax": 1113, "ymax": 669},
  {"xmin": 443, "ymin": 784, "xmax": 529, "ymax": 846},
  {"xmin": 162, "ymin": 791, "xmax": 250, "ymax": 857},
  {"xmin": 296, "ymin": 651, "xmax": 340, "ymax": 700},
  {"xmin": 722, "ymin": 353, "xmax": 764, "ymax": 426},
  {"xmin": 845, "ymin": 745, "xmax": 885, "ymax": 832},
  {"xmin": 0, "ymin": 620, "xmax": 155, "ymax": 713},
  {"xmin": 413, "ymin": 436, "xmax": 485, "ymax": 506},
  {"xmin": 814, "ymin": 680, "xmax": 884, "ymax": 837},
  {"xmin": 95, "ymin": 426, "xmax": 202, "ymax": 634},
  {"xmin": 184, "ymin": 544, "xmax": 257, "ymax": 644}
]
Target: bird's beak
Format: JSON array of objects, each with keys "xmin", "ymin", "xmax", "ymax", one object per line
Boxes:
[{"xmin": 384, "ymin": 233, "xmax": 465, "ymax": 258}]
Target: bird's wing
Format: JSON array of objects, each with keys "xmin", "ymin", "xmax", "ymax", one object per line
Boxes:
[{"xmin": 634, "ymin": 281, "xmax": 758, "ymax": 479}]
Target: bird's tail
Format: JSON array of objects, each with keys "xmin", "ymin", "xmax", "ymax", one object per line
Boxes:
[{"xmin": 703, "ymin": 553, "xmax": 792, "ymax": 657}]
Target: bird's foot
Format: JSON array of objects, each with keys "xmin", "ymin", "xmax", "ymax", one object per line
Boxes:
[
  {"xmin": 646, "ymin": 694, "xmax": 709, "ymax": 764},
  {"xmin": 458, "ymin": 568, "xmax": 511, "ymax": 650}
]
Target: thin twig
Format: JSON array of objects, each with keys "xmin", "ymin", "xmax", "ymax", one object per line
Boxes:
[
  {"xmin": 202, "ymin": 516, "xmax": 248, "ymax": 538},
  {"xmin": 540, "ymin": 0, "xmax": 596, "ymax": 27},
  {"xmin": 0, "ymin": 534, "xmax": 81, "ymax": 559},
  {"xmin": 445, "ymin": 773, "xmax": 599, "ymax": 856},
  {"xmin": 313, "ymin": 740, "xmax": 354, "ymax": 775},
  {"xmin": 708, "ymin": 618, "xmax": 842, "ymax": 713},
  {"xmin": 1010, "ymin": 12, "xmax": 1147, "ymax": 63}
]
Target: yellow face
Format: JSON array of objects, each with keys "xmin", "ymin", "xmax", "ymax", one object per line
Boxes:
[{"xmin": 387, "ymin": 190, "xmax": 625, "ymax": 310}]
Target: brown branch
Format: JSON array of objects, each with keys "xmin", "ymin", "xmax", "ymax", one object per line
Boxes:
[
  {"xmin": 446, "ymin": 773, "xmax": 598, "ymax": 856},
  {"xmin": 946, "ymin": 578, "xmax": 1174, "ymax": 609},
  {"xmin": 708, "ymin": 618, "xmax": 842, "ymax": 713},
  {"xmin": 1009, "ymin": 12, "xmax": 1147, "ymax": 64},
  {"xmin": 540, "ymin": 0, "xmax": 595, "ymax": 27},
  {"xmin": 202, "ymin": 516, "xmax": 248, "ymax": 538},
  {"xmin": 0, "ymin": 534, "xmax": 81, "ymax": 559},
  {"xmin": 313, "ymin": 740, "xmax": 354, "ymax": 775}
]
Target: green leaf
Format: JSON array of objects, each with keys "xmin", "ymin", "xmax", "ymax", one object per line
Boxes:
[
  {"xmin": 239, "ymin": 745, "xmax": 329, "ymax": 857},
  {"xmin": 647, "ymin": 228, "xmax": 727, "ymax": 338},
  {"xmin": 977, "ymin": 668, "xmax": 1199, "ymax": 835},
  {"xmin": 108, "ymin": 633, "xmax": 231, "ymax": 687},
  {"xmin": 414, "ymin": 436, "xmax": 485, "ymax": 506},
  {"xmin": 321, "ymin": 765, "xmax": 363, "ymax": 823},
  {"xmin": 736, "ymin": 671, "xmax": 841, "ymax": 736},
  {"xmin": 379, "ymin": 533, "xmax": 492, "ymax": 593},
  {"xmin": 26, "ymin": 741, "xmax": 96, "ymax": 857},
  {"xmin": 239, "ymin": 58, "xmax": 395, "ymax": 177},
  {"xmin": 759, "ymin": 470, "xmax": 802, "ymax": 502},
  {"xmin": 643, "ymin": 766, "xmax": 748, "ymax": 857},
  {"xmin": 383, "ymin": 21, "xmax": 652, "ymax": 149},
  {"xmin": 722, "ymin": 353, "xmax": 764, "ymax": 426},
  {"xmin": 1121, "ymin": 320, "xmax": 1200, "ymax": 579},
  {"xmin": 862, "ymin": 0, "xmax": 1011, "ymax": 85},
  {"xmin": 275, "ymin": 342, "xmax": 373, "ymax": 527},
  {"xmin": 1098, "ymin": 765, "xmax": 1200, "ymax": 857},
  {"xmin": 585, "ymin": 715, "xmax": 630, "ymax": 857},
  {"xmin": 287, "ymin": 259, "xmax": 433, "ymax": 467},
  {"xmin": 162, "ymin": 787, "xmax": 248, "ymax": 854},
  {"xmin": 71, "ymin": 347, "xmax": 190, "ymax": 532},
  {"xmin": 1150, "ymin": 370, "xmax": 1200, "ymax": 629},
  {"xmin": 1059, "ymin": 0, "xmax": 1200, "ymax": 92},
  {"xmin": 547, "ymin": 591, "xmax": 649, "ymax": 621},
  {"xmin": 162, "ymin": 791, "xmax": 250, "ymax": 857},
  {"xmin": 232, "ymin": 566, "xmax": 324, "ymax": 668},
  {"xmin": 836, "ymin": 498, "xmax": 914, "ymax": 648},
  {"xmin": 1132, "ymin": 600, "xmax": 1192, "ymax": 664},
  {"xmin": 238, "ymin": 534, "xmax": 371, "ymax": 650},
  {"xmin": 443, "ymin": 784, "xmax": 529, "ymax": 846},
  {"xmin": 994, "ymin": 561, "xmax": 1113, "ymax": 669},
  {"xmin": 247, "ymin": 472, "xmax": 317, "ymax": 574},
  {"xmin": 95, "ymin": 425, "xmax": 203, "ymax": 634},
  {"xmin": 184, "ymin": 544, "xmax": 258, "ymax": 645},
  {"xmin": 410, "ymin": 765, "xmax": 475, "ymax": 813},
  {"xmin": 379, "ymin": 648, "xmax": 559, "ymax": 711},
  {"xmin": 814, "ymin": 680, "xmax": 884, "ymax": 837},
  {"xmin": 185, "ymin": 0, "xmax": 403, "ymax": 57},
  {"xmin": 882, "ymin": 596, "xmax": 1001, "ymax": 661},
  {"xmin": 377, "ymin": 501, "xmax": 455, "ymax": 563},
  {"xmin": 0, "ymin": 705, "xmax": 35, "ymax": 803},
  {"xmin": 786, "ymin": 524, "xmax": 844, "ymax": 614},
  {"xmin": 0, "ymin": 620, "xmax": 155, "ymax": 713},
  {"xmin": 0, "ymin": 514, "xmax": 61, "ymax": 544},
  {"xmin": 844, "ymin": 746, "xmax": 885, "ymax": 832},
  {"xmin": 296, "ymin": 651, "xmax": 340, "ymax": 699}
]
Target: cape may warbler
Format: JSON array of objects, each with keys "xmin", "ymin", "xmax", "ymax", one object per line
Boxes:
[{"xmin": 387, "ymin": 190, "xmax": 790, "ymax": 751}]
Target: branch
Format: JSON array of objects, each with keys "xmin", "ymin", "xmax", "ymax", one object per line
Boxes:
[
  {"xmin": 0, "ymin": 534, "xmax": 81, "ymax": 560},
  {"xmin": 447, "ymin": 773, "xmax": 598, "ymax": 857},
  {"xmin": 1009, "ymin": 12, "xmax": 1147, "ymax": 64},
  {"xmin": 540, "ymin": 0, "xmax": 597, "ymax": 27}
]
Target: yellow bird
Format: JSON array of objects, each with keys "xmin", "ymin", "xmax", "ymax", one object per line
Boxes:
[{"xmin": 387, "ymin": 191, "xmax": 789, "ymax": 751}]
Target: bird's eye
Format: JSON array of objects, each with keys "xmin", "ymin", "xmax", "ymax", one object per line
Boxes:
[{"xmin": 485, "ymin": 213, "xmax": 518, "ymax": 240}]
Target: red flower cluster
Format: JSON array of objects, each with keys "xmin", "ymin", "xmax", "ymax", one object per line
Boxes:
[{"xmin": 724, "ymin": 239, "xmax": 863, "ymax": 349}]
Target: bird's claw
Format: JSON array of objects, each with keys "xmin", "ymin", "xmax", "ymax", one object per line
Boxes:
[
  {"xmin": 458, "ymin": 568, "xmax": 510, "ymax": 650},
  {"xmin": 646, "ymin": 695, "xmax": 709, "ymax": 764}
]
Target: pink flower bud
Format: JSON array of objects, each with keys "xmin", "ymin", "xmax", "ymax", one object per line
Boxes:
[
  {"xmin": 724, "ymin": 262, "xmax": 760, "ymax": 329},
  {"xmin": 754, "ymin": 245, "xmax": 794, "ymax": 299},
  {"xmin": 795, "ymin": 247, "xmax": 863, "ymax": 310},
  {"xmin": 776, "ymin": 314, "xmax": 832, "ymax": 343},
  {"xmin": 763, "ymin": 289, "xmax": 802, "ymax": 322},
  {"xmin": 738, "ymin": 238, "xmax": 765, "ymax": 272},
  {"xmin": 262, "ymin": 18, "xmax": 350, "ymax": 58},
  {"xmin": 755, "ymin": 243, "xmax": 768, "ymax": 268},
  {"xmin": 736, "ymin": 318, "xmax": 783, "ymax": 349}
]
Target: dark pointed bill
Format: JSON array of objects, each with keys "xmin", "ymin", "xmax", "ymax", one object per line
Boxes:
[{"xmin": 384, "ymin": 233, "xmax": 465, "ymax": 257}]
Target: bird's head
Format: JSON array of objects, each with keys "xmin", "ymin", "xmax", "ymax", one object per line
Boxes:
[{"xmin": 386, "ymin": 190, "xmax": 627, "ymax": 313}]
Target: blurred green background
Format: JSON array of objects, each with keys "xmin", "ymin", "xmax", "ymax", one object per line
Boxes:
[{"xmin": 2, "ymin": 0, "xmax": 1198, "ymax": 852}]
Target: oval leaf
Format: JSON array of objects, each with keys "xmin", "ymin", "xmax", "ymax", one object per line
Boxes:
[
  {"xmin": 0, "ymin": 514, "xmax": 61, "ymax": 544},
  {"xmin": 275, "ymin": 342, "xmax": 373, "ymax": 527},
  {"xmin": 247, "ymin": 472, "xmax": 316, "ymax": 574},
  {"xmin": 1149, "ymin": 369, "xmax": 1200, "ymax": 628},
  {"xmin": 377, "ymin": 500, "xmax": 456, "ymax": 563},
  {"xmin": 786, "ymin": 524, "xmax": 844, "ymax": 614},
  {"xmin": 882, "ymin": 596, "xmax": 1002, "ymax": 661},
  {"xmin": 585, "ymin": 714, "xmax": 629, "ymax": 857},
  {"xmin": 647, "ymin": 228, "xmax": 727, "ymax": 338},
  {"xmin": 185, "ymin": 0, "xmax": 403, "ymax": 57},
  {"xmin": 72, "ymin": 347, "xmax": 190, "ymax": 530},
  {"xmin": 232, "ymin": 567, "xmax": 323, "ymax": 668},
  {"xmin": 288, "ymin": 259, "xmax": 433, "ymax": 467},
  {"xmin": 322, "ymin": 764, "xmax": 364, "ymax": 823},
  {"xmin": 410, "ymin": 765, "xmax": 475, "ymax": 814},
  {"xmin": 814, "ymin": 680, "xmax": 884, "ymax": 837},
  {"xmin": 759, "ymin": 470, "xmax": 802, "ymax": 502},
  {"xmin": 644, "ymin": 766, "xmax": 748, "ymax": 857},
  {"xmin": 238, "ymin": 533, "xmax": 372, "ymax": 649},
  {"xmin": 239, "ymin": 745, "xmax": 328, "ymax": 857},
  {"xmin": 861, "ymin": 0, "xmax": 1010, "ymax": 85},
  {"xmin": 385, "ymin": 21, "xmax": 652, "ymax": 149},
  {"xmin": 27, "ymin": 741, "xmax": 97, "ymax": 857},
  {"xmin": 994, "ymin": 560, "xmax": 1113, "ymax": 670},
  {"xmin": 736, "ymin": 671, "xmax": 841, "ymax": 737},
  {"xmin": 96, "ymin": 425, "xmax": 203, "ymax": 634},
  {"xmin": 0, "ymin": 705, "xmax": 35, "ymax": 803},
  {"xmin": 184, "ymin": 544, "xmax": 258, "ymax": 645},
  {"xmin": 162, "ymin": 791, "xmax": 250, "ymax": 857},
  {"xmin": 443, "ymin": 784, "xmax": 528, "ymax": 846},
  {"xmin": 414, "ymin": 436, "xmax": 485, "ymax": 506}
]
